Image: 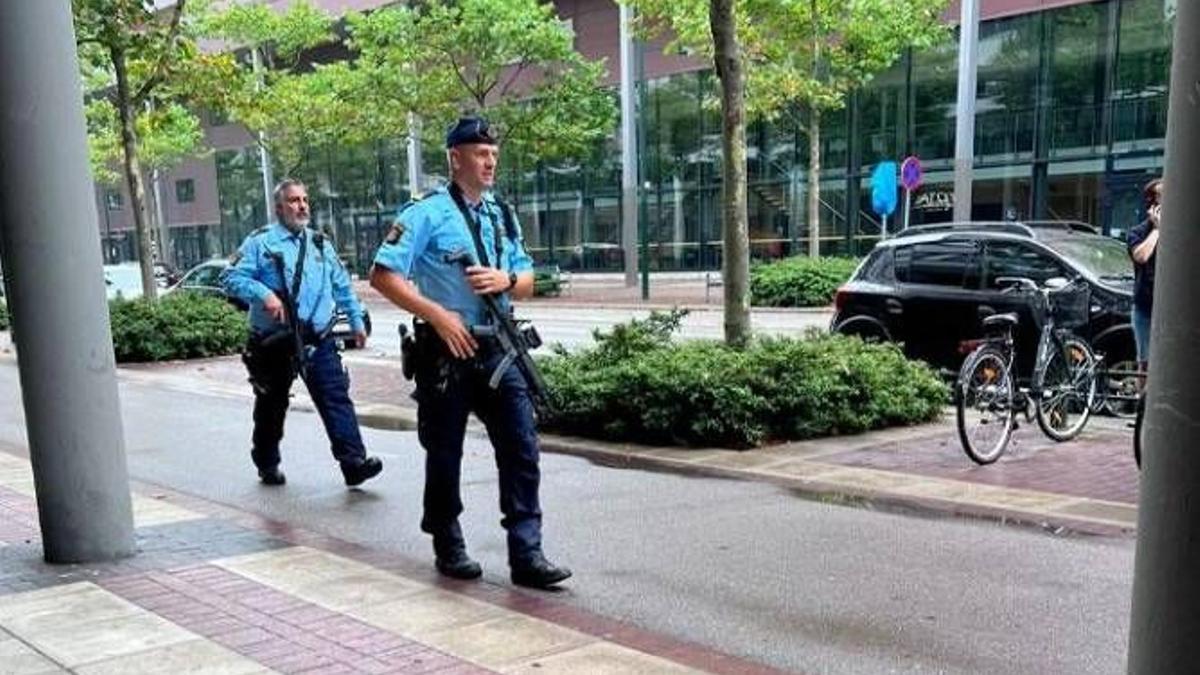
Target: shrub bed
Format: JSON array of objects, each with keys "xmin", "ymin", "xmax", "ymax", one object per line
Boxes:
[
  {"xmin": 750, "ymin": 256, "xmax": 859, "ymax": 307},
  {"xmin": 539, "ymin": 310, "xmax": 947, "ymax": 448},
  {"xmin": 109, "ymin": 293, "xmax": 245, "ymax": 363},
  {"xmin": 0, "ymin": 301, "xmax": 8, "ymax": 331}
]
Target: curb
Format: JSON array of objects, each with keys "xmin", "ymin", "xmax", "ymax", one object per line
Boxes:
[{"xmin": 346, "ymin": 403, "xmax": 1136, "ymax": 538}]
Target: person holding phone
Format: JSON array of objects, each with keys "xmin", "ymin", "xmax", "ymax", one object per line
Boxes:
[{"xmin": 1127, "ymin": 178, "xmax": 1163, "ymax": 380}]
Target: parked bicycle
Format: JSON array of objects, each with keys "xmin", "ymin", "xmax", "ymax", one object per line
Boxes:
[{"xmin": 955, "ymin": 276, "xmax": 1101, "ymax": 464}]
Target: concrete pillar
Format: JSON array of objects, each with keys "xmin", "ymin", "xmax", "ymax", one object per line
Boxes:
[
  {"xmin": 1128, "ymin": 1, "xmax": 1200, "ymax": 671},
  {"xmin": 952, "ymin": 0, "xmax": 980, "ymax": 222},
  {"xmin": 0, "ymin": 0, "xmax": 135, "ymax": 563}
]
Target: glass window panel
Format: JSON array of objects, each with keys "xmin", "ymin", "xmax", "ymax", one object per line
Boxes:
[
  {"xmin": 975, "ymin": 15, "xmax": 1039, "ymax": 158},
  {"xmin": 896, "ymin": 240, "xmax": 977, "ymax": 287},
  {"xmin": 911, "ymin": 39, "xmax": 958, "ymax": 162},
  {"xmin": 983, "ymin": 241, "xmax": 1066, "ymax": 288},
  {"xmin": 1049, "ymin": 3, "xmax": 1106, "ymax": 154},
  {"xmin": 1114, "ymin": 0, "xmax": 1172, "ymax": 145}
]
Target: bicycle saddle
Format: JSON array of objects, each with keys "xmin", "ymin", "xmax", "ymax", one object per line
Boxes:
[{"xmin": 982, "ymin": 312, "xmax": 1019, "ymax": 328}]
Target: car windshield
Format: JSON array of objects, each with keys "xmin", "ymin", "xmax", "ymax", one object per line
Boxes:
[{"xmin": 1045, "ymin": 236, "xmax": 1133, "ymax": 281}]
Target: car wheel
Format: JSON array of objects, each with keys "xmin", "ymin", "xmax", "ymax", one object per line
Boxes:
[
  {"xmin": 834, "ymin": 317, "xmax": 890, "ymax": 343},
  {"xmin": 1095, "ymin": 330, "xmax": 1139, "ymax": 417}
]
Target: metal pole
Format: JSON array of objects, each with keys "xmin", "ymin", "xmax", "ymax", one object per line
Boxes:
[
  {"xmin": 0, "ymin": 0, "xmax": 135, "ymax": 563},
  {"xmin": 619, "ymin": 2, "xmax": 639, "ymax": 286},
  {"xmin": 1128, "ymin": 1, "xmax": 1200, "ymax": 670},
  {"xmin": 251, "ymin": 48, "xmax": 275, "ymax": 222},
  {"xmin": 952, "ymin": 0, "xmax": 980, "ymax": 223},
  {"xmin": 407, "ymin": 113, "xmax": 423, "ymax": 198},
  {"xmin": 903, "ymin": 189, "xmax": 912, "ymax": 232}
]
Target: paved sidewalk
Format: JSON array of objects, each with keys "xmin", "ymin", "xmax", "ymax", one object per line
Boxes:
[
  {"xmin": 352, "ymin": 275, "xmax": 814, "ymax": 312},
  {"xmin": 120, "ymin": 353, "xmax": 1141, "ymax": 537},
  {"xmin": 0, "ymin": 450, "xmax": 783, "ymax": 675}
]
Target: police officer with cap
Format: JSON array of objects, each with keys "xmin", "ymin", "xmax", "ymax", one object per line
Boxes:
[
  {"xmin": 369, "ymin": 117, "xmax": 571, "ymax": 589},
  {"xmin": 222, "ymin": 178, "xmax": 383, "ymax": 488}
]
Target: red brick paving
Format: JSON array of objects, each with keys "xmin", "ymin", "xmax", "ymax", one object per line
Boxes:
[
  {"xmin": 100, "ymin": 564, "xmax": 492, "ymax": 675},
  {"xmin": 818, "ymin": 427, "xmax": 1140, "ymax": 505}
]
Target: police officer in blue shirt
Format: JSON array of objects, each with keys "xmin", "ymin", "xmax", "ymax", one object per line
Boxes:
[
  {"xmin": 369, "ymin": 117, "xmax": 570, "ymax": 589},
  {"xmin": 223, "ymin": 179, "xmax": 383, "ymax": 488}
]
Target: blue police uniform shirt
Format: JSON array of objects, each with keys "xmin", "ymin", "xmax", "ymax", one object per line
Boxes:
[
  {"xmin": 372, "ymin": 187, "xmax": 533, "ymax": 327},
  {"xmin": 221, "ymin": 222, "xmax": 366, "ymax": 336}
]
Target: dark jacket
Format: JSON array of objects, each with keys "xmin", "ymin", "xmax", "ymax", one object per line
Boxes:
[{"xmin": 1127, "ymin": 218, "xmax": 1156, "ymax": 311}]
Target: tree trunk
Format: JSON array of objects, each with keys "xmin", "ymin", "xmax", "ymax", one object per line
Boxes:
[
  {"xmin": 807, "ymin": 108, "xmax": 821, "ymax": 258},
  {"xmin": 111, "ymin": 46, "xmax": 157, "ymax": 300},
  {"xmin": 709, "ymin": 0, "xmax": 751, "ymax": 349}
]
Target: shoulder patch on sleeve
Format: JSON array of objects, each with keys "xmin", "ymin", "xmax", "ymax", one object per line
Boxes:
[
  {"xmin": 228, "ymin": 251, "xmax": 242, "ymax": 265},
  {"xmin": 384, "ymin": 219, "xmax": 406, "ymax": 244}
]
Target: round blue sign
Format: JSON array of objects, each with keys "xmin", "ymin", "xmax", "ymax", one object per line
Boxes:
[{"xmin": 901, "ymin": 156, "xmax": 923, "ymax": 191}]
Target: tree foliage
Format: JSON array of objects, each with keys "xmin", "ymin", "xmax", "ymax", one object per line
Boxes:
[
  {"xmin": 74, "ymin": 0, "xmax": 228, "ymax": 299},
  {"xmin": 627, "ymin": 0, "xmax": 949, "ymax": 255},
  {"xmin": 196, "ymin": 1, "xmax": 347, "ymax": 175},
  {"xmin": 345, "ymin": 0, "xmax": 616, "ymax": 162}
]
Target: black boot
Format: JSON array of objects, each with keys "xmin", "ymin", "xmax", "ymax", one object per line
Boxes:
[
  {"xmin": 341, "ymin": 456, "xmax": 383, "ymax": 487},
  {"xmin": 257, "ymin": 466, "xmax": 286, "ymax": 486},
  {"xmin": 435, "ymin": 547, "xmax": 483, "ymax": 580},
  {"xmin": 511, "ymin": 553, "xmax": 571, "ymax": 589}
]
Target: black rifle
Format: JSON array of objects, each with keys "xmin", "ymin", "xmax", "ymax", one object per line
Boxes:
[
  {"xmin": 443, "ymin": 250, "xmax": 550, "ymax": 417},
  {"xmin": 265, "ymin": 251, "xmax": 310, "ymax": 380}
]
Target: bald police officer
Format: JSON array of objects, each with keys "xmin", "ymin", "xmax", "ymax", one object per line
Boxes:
[
  {"xmin": 369, "ymin": 117, "xmax": 570, "ymax": 589},
  {"xmin": 223, "ymin": 179, "xmax": 383, "ymax": 488}
]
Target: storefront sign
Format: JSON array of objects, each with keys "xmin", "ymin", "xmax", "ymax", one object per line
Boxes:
[{"xmin": 914, "ymin": 191, "xmax": 954, "ymax": 212}]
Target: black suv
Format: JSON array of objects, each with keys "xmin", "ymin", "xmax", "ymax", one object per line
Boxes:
[{"xmin": 831, "ymin": 222, "xmax": 1135, "ymax": 377}]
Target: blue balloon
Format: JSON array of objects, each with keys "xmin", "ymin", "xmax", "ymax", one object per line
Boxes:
[{"xmin": 871, "ymin": 162, "xmax": 898, "ymax": 217}]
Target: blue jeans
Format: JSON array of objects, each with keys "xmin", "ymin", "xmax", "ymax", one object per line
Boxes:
[
  {"xmin": 1133, "ymin": 304, "xmax": 1152, "ymax": 363},
  {"xmin": 414, "ymin": 346, "xmax": 543, "ymax": 565},
  {"xmin": 248, "ymin": 338, "xmax": 368, "ymax": 469}
]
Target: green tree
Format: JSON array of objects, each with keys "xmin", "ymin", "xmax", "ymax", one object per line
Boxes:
[
  {"xmin": 628, "ymin": 0, "xmax": 949, "ymax": 262},
  {"xmin": 347, "ymin": 0, "xmax": 616, "ymax": 164},
  {"xmin": 74, "ymin": 0, "xmax": 220, "ymax": 299},
  {"xmin": 197, "ymin": 1, "xmax": 347, "ymax": 177}
]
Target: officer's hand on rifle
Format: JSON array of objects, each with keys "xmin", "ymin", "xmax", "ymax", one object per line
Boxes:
[
  {"xmin": 430, "ymin": 307, "xmax": 478, "ymax": 359},
  {"xmin": 263, "ymin": 292, "xmax": 287, "ymax": 323},
  {"xmin": 465, "ymin": 266, "xmax": 511, "ymax": 295}
]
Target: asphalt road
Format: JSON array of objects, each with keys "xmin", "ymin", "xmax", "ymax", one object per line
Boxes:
[
  {"xmin": 358, "ymin": 300, "xmax": 835, "ymax": 356},
  {"xmin": 0, "ymin": 363, "xmax": 1134, "ymax": 674}
]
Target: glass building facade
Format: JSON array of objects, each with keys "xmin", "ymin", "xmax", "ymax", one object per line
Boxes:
[{"xmin": 191, "ymin": 0, "xmax": 1172, "ymax": 275}]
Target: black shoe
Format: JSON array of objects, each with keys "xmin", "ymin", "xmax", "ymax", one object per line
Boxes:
[
  {"xmin": 511, "ymin": 555, "xmax": 572, "ymax": 589},
  {"xmin": 258, "ymin": 466, "xmax": 286, "ymax": 486},
  {"xmin": 435, "ymin": 548, "xmax": 483, "ymax": 580},
  {"xmin": 342, "ymin": 456, "xmax": 383, "ymax": 487}
]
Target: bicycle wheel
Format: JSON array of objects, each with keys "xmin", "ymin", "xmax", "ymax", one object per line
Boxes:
[
  {"xmin": 1034, "ymin": 336, "xmax": 1097, "ymax": 441},
  {"xmin": 956, "ymin": 347, "xmax": 1016, "ymax": 465},
  {"xmin": 1133, "ymin": 393, "xmax": 1145, "ymax": 469}
]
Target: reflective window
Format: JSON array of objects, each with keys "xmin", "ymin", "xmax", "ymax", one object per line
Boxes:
[
  {"xmin": 983, "ymin": 241, "xmax": 1066, "ymax": 288},
  {"xmin": 896, "ymin": 240, "xmax": 978, "ymax": 287}
]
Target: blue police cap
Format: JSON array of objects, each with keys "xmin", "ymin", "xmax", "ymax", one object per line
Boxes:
[{"xmin": 445, "ymin": 116, "xmax": 497, "ymax": 148}]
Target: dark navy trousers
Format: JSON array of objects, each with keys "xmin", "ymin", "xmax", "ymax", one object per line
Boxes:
[
  {"xmin": 249, "ymin": 338, "xmax": 368, "ymax": 469},
  {"xmin": 414, "ymin": 347, "xmax": 543, "ymax": 565}
]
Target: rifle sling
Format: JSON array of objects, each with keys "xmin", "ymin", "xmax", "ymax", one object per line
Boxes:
[{"xmin": 448, "ymin": 182, "xmax": 503, "ymax": 271}]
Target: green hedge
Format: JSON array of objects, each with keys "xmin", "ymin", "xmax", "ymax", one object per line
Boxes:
[
  {"xmin": 0, "ymin": 302, "xmax": 8, "ymax": 331},
  {"xmin": 750, "ymin": 256, "xmax": 859, "ymax": 307},
  {"xmin": 539, "ymin": 310, "xmax": 946, "ymax": 448},
  {"xmin": 109, "ymin": 293, "xmax": 246, "ymax": 363}
]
